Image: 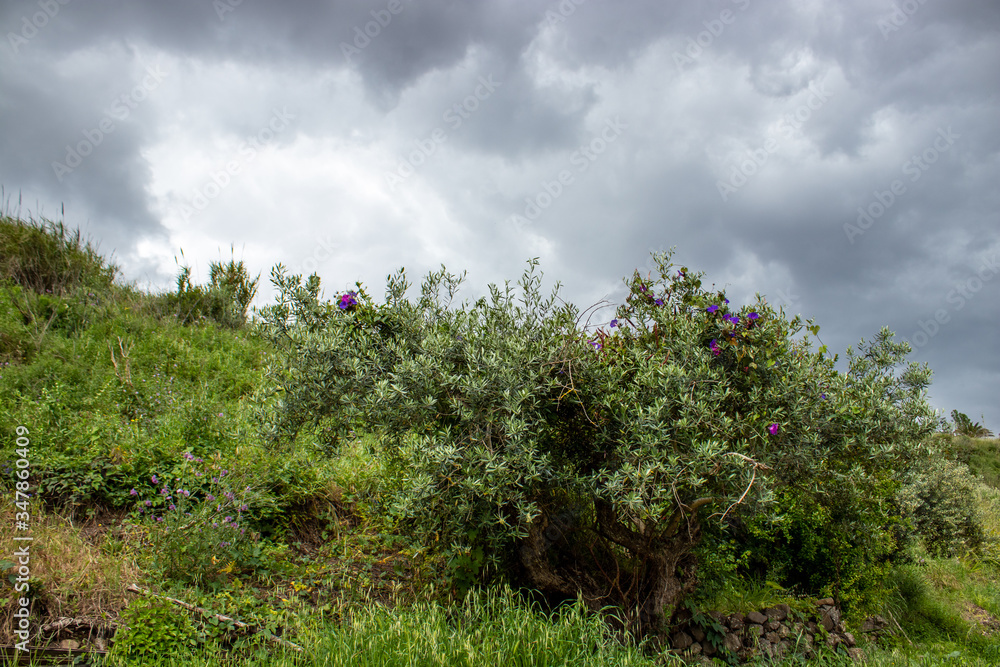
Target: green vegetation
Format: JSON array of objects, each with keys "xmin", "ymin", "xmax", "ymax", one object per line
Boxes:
[{"xmin": 1, "ymin": 212, "xmax": 999, "ymax": 665}]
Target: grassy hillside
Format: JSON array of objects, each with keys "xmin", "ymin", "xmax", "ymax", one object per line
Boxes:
[{"xmin": 1, "ymin": 212, "xmax": 1000, "ymax": 665}]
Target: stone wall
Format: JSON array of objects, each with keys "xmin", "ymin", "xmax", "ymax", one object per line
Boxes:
[{"xmin": 669, "ymin": 599, "xmax": 867, "ymax": 663}]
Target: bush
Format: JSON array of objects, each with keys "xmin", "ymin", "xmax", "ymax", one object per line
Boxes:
[
  {"xmin": 112, "ymin": 595, "xmax": 200, "ymax": 661},
  {"xmin": 156, "ymin": 254, "xmax": 259, "ymax": 329},
  {"xmin": 0, "ymin": 214, "xmax": 118, "ymax": 295},
  {"xmin": 132, "ymin": 452, "xmax": 265, "ymax": 586},
  {"xmin": 255, "ymin": 251, "xmax": 937, "ymax": 639},
  {"xmin": 898, "ymin": 455, "xmax": 986, "ymax": 557}
]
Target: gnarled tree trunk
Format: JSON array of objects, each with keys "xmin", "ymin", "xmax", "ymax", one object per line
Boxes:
[{"xmin": 518, "ymin": 496, "xmax": 703, "ymax": 644}]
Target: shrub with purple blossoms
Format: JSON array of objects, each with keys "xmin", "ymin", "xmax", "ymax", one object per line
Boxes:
[
  {"xmin": 255, "ymin": 250, "xmax": 936, "ymax": 638},
  {"xmin": 131, "ymin": 452, "xmax": 262, "ymax": 585}
]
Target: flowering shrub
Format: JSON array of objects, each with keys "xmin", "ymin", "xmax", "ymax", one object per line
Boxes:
[
  {"xmin": 131, "ymin": 452, "xmax": 263, "ymax": 585},
  {"xmin": 255, "ymin": 251, "xmax": 936, "ymax": 638}
]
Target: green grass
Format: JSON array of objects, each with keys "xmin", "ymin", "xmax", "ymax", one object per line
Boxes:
[{"xmin": 946, "ymin": 434, "xmax": 1000, "ymax": 490}]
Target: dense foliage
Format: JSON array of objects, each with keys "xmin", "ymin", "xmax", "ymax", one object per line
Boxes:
[{"xmin": 255, "ymin": 251, "xmax": 937, "ymax": 637}]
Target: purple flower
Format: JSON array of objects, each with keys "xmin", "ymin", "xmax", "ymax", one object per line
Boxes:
[
  {"xmin": 747, "ymin": 312, "xmax": 759, "ymax": 320},
  {"xmin": 724, "ymin": 298, "xmax": 730, "ymax": 304},
  {"xmin": 206, "ymin": 494, "xmax": 215, "ymax": 501},
  {"xmin": 725, "ymin": 315, "xmax": 740, "ymax": 325},
  {"xmin": 169, "ymin": 504, "xmax": 176, "ymax": 511},
  {"xmin": 338, "ymin": 291, "xmax": 358, "ymax": 310},
  {"xmin": 655, "ymin": 298, "xmax": 664, "ymax": 306},
  {"xmin": 677, "ymin": 270, "xmax": 685, "ymax": 278},
  {"xmin": 156, "ymin": 516, "xmax": 163, "ymax": 522},
  {"xmin": 710, "ymin": 339, "xmax": 720, "ymax": 356},
  {"xmin": 821, "ymin": 393, "xmax": 827, "ymax": 400},
  {"xmin": 768, "ymin": 423, "xmax": 780, "ymax": 435},
  {"xmin": 639, "ymin": 283, "xmax": 647, "ymax": 292},
  {"xmin": 151, "ymin": 475, "xmax": 158, "ymax": 484},
  {"xmin": 589, "ymin": 340, "xmax": 602, "ymax": 350},
  {"xmin": 145, "ymin": 500, "xmax": 152, "ymax": 507},
  {"xmin": 706, "ymin": 305, "xmax": 719, "ymax": 314},
  {"xmin": 130, "ymin": 488, "xmax": 138, "ymax": 496},
  {"xmin": 610, "ymin": 319, "xmax": 618, "ymax": 328}
]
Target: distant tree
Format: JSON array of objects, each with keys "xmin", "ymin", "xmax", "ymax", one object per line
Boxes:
[{"xmin": 951, "ymin": 410, "xmax": 994, "ymax": 438}]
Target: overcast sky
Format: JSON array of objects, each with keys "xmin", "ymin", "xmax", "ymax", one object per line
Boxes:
[{"xmin": 1, "ymin": 0, "xmax": 997, "ymax": 432}]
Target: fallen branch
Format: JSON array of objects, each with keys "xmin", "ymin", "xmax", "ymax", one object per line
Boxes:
[{"xmin": 125, "ymin": 584, "xmax": 303, "ymax": 652}]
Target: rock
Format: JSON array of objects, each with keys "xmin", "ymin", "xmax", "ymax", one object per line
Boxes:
[
  {"xmin": 847, "ymin": 647, "xmax": 867, "ymax": 662},
  {"xmin": 745, "ymin": 624, "xmax": 763, "ymax": 638},
  {"xmin": 843, "ymin": 632, "xmax": 856, "ymax": 647},
  {"xmin": 826, "ymin": 633, "xmax": 842, "ymax": 648},
  {"xmin": 672, "ymin": 631, "xmax": 693, "ymax": 650},
  {"xmin": 807, "ymin": 621, "xmax": 819, "ymax": 634},
  {"xmin": 816, "ymin": 598, "xmax": 835, "ymax": 606},
  {"xmin": 746, "ymin": 611, "xmax": 767, "ymax": 625},
  {"xmin": 724, "ymin": 633, "xmax": 742, "ymax": 653},
  {"xmin": 59, "ymin": 639, "xmax": 80, "ymax": 650},
  {"xmin": 691, "ymin": 626, "xmax": 706, "ymax": 642},
  {"xmin": 821, "ymin": 610, "xmax": 838, "ymax": 632},
  {"xmin": 727, "ymin": 614, "xmax": 745, "ymax": 631},
  {"xmin": 765, "ymin": 604, "xmax": 790, "ymax": 622},
  {"xmin": 777, "ymin": 624, "xmax": 791, "ymax": 639},
  {"xmin": 765, "ymin": 631, "xmax": 781, "ymax": 644},
  {"xmin": 765, "ymin": 620, "xmax": 781, "ymax": 631},
  {"xmin": 689, "ymin": 642, "xmax": 702, "ymax": 655},
  {"xmin": 861, "ymin": 615, "xmax": 889, "ymax": 633},
  {"xmin": 703, "ymin": 640, "xmax": 717, "ymax": 656}
]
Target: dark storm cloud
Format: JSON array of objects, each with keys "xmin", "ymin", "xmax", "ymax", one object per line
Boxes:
[{"xmin": 0, "ymin": 0, "xmax": 997, "ymax": 427}]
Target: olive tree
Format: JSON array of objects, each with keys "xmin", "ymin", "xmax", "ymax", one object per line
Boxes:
[{"xmin": 254, "ymin": 251, "xmax": 935, "ymax": 638}]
